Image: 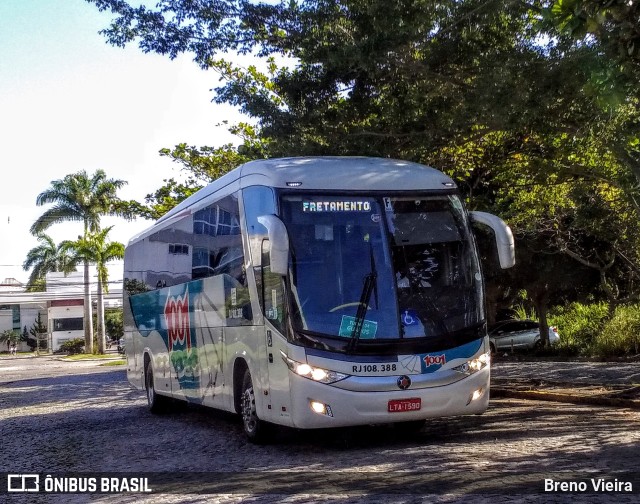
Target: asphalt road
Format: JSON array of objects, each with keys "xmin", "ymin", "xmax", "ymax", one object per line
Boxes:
[{"xmin": 1, "ymin": 356, "xmax": 639, "ymax": 503}]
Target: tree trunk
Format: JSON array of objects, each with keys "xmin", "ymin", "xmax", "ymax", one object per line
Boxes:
[
  {"xmin": 97, "ymin": 276, "xmax": 106, "ymax": 354},
  {"xmin": 533, "ymin": 295, "xmax": 550, "ymax": 348},
  {"xmin": 83, "ymin": 260, "xmax": 94, "ymax": 354}
]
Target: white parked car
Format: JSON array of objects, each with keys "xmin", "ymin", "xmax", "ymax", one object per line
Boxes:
[{"xmin": 488, "ymin": 319, "xmax": 559, "ymax": 353}]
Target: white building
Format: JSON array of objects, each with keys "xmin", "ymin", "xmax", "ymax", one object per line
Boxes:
[
  {"xmin": 0, "ymin": 271, "xmax": 122, "ymax": 352},
  {"xmin": 0, "ymin": 278, "xmax": 46, "ymax": 352},
  {"xmin": 46, "ymin": 272, "xmax": 86, "ymax": 350}
]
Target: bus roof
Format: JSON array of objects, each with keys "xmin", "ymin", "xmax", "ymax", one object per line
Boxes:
[
  {"xmin": 126, "ymin": 157, "xmax": 456, "ymax": 244},
  {"xmin": 157, "ymin": 157, "xmax": 455, "ymax": 223}
]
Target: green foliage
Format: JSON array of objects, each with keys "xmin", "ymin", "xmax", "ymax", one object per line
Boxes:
[
  {"xmin": 0, "ymin": 329, "xmax": 20, "ymax": 349},
  {"xmin": 31, "ymin": 169, "xmax": 132, "ymax": 235},
  {"xmin": 126, "ymin": 123, "xmax": 269, "ymax": 219},
  {"xmin": 27, "ymin": 313, "xmax": 48, "ymax": 351},
  {"xmin": 594, "ymin": 304, "xmax": 640, "ymax": 357},
  {"xmin": 548, "ymin": 302, "xmax": 609, "ymax": 355},
  {"xmin": 87, "ymin": 0, "xmax": 640, "ymax": 325},
  {"xmin": 29, "ymin": 313, "xmax": 47, "ymax": 338},
  {"xmin": 59, "ymin": 338, "xmax": 86, "ymax": 355},
  {"xmin": 23, "ymin": 233, "xmax": 77, "ymax": 290},
  {"xmin": 124, "ymin": 278, "xmax": 150, "ymax": 295},
  {"xmin": 547, "ymin": 0, "xmax": 640, "ymax": 99},
  {"xmin": 121, "ymin": 178, "xmax": 200, "ymax": 220},
  {"xmin": 31, "ymin": 169, "xmax": 131, "ymax": 355},
  {"xmin": 511, "ymin": 304, "xmax": 538, "ymax": 321},
  {"xmin": 104, "ymin": 308, "xmax": 123, "ymax": 340},
  {"xmin": 62, "ymin": 227, "xmax": 125, "ymax": 293},
  {"xmin": 100, "ymin": 360, "xmax": 126, "ymax": 366}
]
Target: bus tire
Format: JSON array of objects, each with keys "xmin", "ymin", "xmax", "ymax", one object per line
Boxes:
[
  {"xmin": 241, "ymin": 369, "xmax": 268, "ymax": 443},
  {"xmin": 145, "ymin": 360, "xmax": 168, "ymax": 414}
]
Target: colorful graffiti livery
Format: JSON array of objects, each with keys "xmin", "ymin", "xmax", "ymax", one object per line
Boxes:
[{"xmin": 164, "ymin": 288, "xmax": 191, "ymax": 352}]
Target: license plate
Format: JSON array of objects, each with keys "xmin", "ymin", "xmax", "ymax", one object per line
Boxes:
[{"xmin": 388, "ymin": 398, "xmax": 421, "ymax": 413}]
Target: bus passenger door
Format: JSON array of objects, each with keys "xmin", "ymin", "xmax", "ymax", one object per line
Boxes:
[{"xmin": 259, "ymin": 241, "xmax": 293, "ymax": 424}]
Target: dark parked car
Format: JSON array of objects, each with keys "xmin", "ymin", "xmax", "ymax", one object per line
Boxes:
[{"xmin": 488, "ymin": 319, "xmax": 559, "ymax": 353}]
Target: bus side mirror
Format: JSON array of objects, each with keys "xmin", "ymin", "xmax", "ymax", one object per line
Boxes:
[
  {"xmin": 257, "ymin": 215, "xmax": 290, "ymax": 276},
  {"xmin": 470, "ymin": 211, "xmax": 515, "ymax": 269}
]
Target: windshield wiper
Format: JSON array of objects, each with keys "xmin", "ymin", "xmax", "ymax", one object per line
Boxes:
[{"xmin": 347, "ymin": 244, "xmax": 377, "ymax": 353}]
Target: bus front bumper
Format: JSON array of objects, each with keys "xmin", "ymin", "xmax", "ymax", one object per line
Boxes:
[{"xmin": 287, "ymin": 366, "xmax": 490, "ymax": 429}]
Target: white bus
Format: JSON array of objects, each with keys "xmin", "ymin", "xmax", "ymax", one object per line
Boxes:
[{"xmin": 123, "ymin": 157, "xmax": 514, "ymax": 442}]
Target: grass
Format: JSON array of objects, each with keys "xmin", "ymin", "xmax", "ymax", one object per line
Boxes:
[
  {"xmin": 99, "ymin": 360, "xmax": 126, "ymax": 366},
  {"xmin": 62, "ymin": 353, "xmax": 121, "ymax": 361}
]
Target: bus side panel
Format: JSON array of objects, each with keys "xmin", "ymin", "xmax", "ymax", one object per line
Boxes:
[
  {"xmin": 126, "ymin": 282, "xmax": 200, "ymax": 403},
  {"xmin": 262, "ymin": 327, "xmax": 295, "ymax": 426},
  {"xmin": 124, "ymin": 296, "xmax": 171, "ymax": 395},
  {"xmin": 123, "ymin": 296, "xmax": 143, "ymax": 390},
  {"xmin": 224, "ymin": 325, "xmax": 266, "ymax": 415},
  {"xmin": 193, "ymin": 276, "xmax": 226, "ymax": 408},
  {"xmin": 195, "ymin": 325, "xmax": 226, "ymax": 409}
]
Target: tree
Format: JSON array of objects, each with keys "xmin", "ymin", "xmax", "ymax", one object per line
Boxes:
[
  {"xmin": 547, "ymin": 0, "xmax": 640, "ymax": 98},
  {"xmin": 22, "ymin": 234, "xmax": 76, "ymax": 291},
  {"xmin": 29, "ymin": 313, "xmax": 48, "ymax": 351},
  {"xmin": 0, "ymin": 329, "xmax": 20, "ymax": 351},
  {"xmin": 88, "ymin": 0, "xmax": 640, "ymax": 321},
  {"xmin": 62, "ymin": 227, "xmax": 125, "ymax": 354},
  {"xmin": 104, "ymin": 308, "xmax": 124, "ymax": 342},
  {"xmin": 31, "ymin": 169, "xmax": 130, "ymax": 354},
  {"xmin": 119, "ymin": 123, "xmax": 268, "ymax": 218}
]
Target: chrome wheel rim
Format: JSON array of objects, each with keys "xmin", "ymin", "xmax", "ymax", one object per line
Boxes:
[{"xmin": 241, "ymin": 387, "xmax": 258, "ymax": 435}]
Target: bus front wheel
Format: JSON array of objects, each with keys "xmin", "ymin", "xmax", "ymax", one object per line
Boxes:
[{"xmin": 241, "ymin": 369, "xmax": 268, "ymax": 443}]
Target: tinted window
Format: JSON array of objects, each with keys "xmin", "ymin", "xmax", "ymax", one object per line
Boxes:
[
  {"xmin": 53, "ymin": 318, "xmax": 83, "ymax": 331},
  {"xmin": 492, "ymin": 321, "xmax": 537, "ymax": 333},
  {"xmin": 191, "ymin": 193, "xmax": 244, "ymax": 284},
  {"xmin": 124, "ymin": 192, "xmax": 248, "ymax": 293}
]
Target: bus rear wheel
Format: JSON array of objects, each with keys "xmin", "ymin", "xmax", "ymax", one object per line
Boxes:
[
  {"xmin": 145, "ymin": 360, "xmax": 169, "ymax": 413},
  {"xmin": 241, "ymin": 369, "xmax": 269, "ymax": 443}
]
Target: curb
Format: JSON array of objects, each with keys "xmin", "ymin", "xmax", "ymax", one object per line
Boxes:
[{"xmin": 491, "ymin": 387, "xmax": 640, "ymax": 409}]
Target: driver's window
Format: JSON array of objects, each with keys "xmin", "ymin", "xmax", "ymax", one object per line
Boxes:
[{"xmin": 259, "ymin": 239, "xmax": 285, "ymax": 333}]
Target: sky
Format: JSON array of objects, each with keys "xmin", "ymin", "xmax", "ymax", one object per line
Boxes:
[{"xmin": 0, "ymin": 0, "xmax": 243, "ymax": 285}]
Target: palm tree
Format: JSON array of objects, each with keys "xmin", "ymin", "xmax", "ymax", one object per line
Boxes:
[
  {"xmin": 63, "ymin": 227, "xmax": 125, "ymax": 354},
  {"xmin": 0, "ymin": 329, "xmax": 21, "ymax": 352},
  {"xmin": 31, "ymin": 170, "xmax": 129, "ymax": 353},
  {"xmin": 22, "ymin": 234, "xmax": 76, "ymax": 291}
]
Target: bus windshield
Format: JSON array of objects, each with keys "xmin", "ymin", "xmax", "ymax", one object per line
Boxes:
[{"xmin": 281, "ymin": 194, "xmax": 484, "ymax": 343}]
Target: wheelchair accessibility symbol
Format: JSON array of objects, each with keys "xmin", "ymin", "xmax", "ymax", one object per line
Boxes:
[{"xmin": 402, "ymin": 310, "xmax": 418, "ymax": 326}]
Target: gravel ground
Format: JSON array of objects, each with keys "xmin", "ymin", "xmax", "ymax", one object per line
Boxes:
[{"xmin": 1, "ymin": 355, "xmax": 639, "ymax": 503}]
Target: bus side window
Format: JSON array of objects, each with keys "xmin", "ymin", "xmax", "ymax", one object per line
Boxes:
[{"xmin": 260, "ymin": 239, "xmax": 285, "ymax": 333}]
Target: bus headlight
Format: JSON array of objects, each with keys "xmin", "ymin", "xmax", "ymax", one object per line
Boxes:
[
  {"xmin": 281, "ymin": 352, "xmax": 349, "ymax": 384},
  {"xmin": 452, "ymin": 352, "xmax": 490, "ymax": 375}
]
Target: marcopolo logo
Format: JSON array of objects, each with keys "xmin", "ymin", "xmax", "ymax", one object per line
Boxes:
[
  {"xmin": 164, "ymin": 288, "xmax": 191, "ymax": 352},
  {"xmin": 423, "ymin": 354, "xmax": 446, "ymax": 367}
]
